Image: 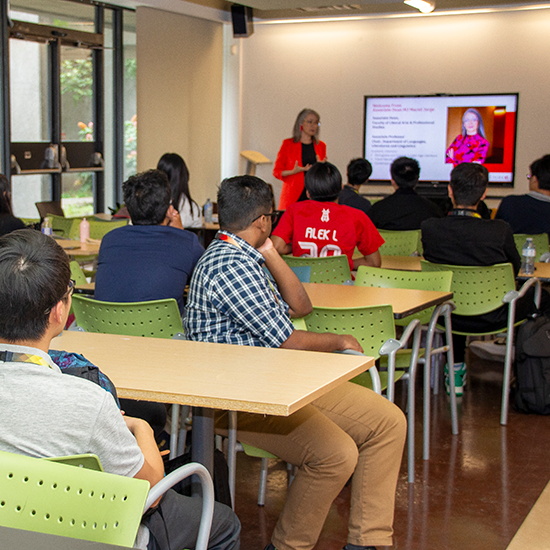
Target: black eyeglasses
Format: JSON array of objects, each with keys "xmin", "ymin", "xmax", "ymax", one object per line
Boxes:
[
  {"xmin": 44, "ymin": 279, "xmax": 75, "ymax": 316},
  {"xmin": 252, "ymin": 212, "xmax": 278, "ymax": 223}
]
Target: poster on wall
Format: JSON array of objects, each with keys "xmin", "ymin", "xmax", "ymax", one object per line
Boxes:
[{"xmin": 363, "ymin": 93, "xmax": 518, "ymax": 186}]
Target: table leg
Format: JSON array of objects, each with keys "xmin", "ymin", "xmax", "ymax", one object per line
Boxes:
[
  {"xmin": 192, "ymin": 407, "xmax": 215, "ymax": 497},
  {"xmin": 170, "ymin": 404, "xmax": 180, "ymax": 460}
]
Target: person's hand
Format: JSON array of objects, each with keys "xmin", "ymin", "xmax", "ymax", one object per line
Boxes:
[
  {"xmin": 316, "ymin": 154, "xmax": 327, "ymax": 163},
  {"xmin": 447, "ymin": 148, "xmax": 454, "ymax": 160},
  {"xmin": 339, "ymin": 334, "xmax": 363, "ymax": 353},
  {"xmin": 165, "ymin": 205, "xmax": 184, "ymax": 230},
  {"xmin": 257, "ymin": 237, "xmax": 275, "ymax": 256},
  {"xmin": 302, "ymin": 163, "xmax": 312, "ymax": 172}
]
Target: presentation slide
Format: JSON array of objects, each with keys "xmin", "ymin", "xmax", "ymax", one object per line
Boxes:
[{"xmin": 364, "ymin": 94, "xmax": 518, "ymax": 185}]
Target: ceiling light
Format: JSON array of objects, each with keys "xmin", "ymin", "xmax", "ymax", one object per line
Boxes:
[{"xmin": 404, "ymin": 0, "xmax": 435, "ymax": 13}]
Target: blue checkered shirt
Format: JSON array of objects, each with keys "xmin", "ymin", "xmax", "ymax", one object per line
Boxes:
[{"xmin": 183, "ymin": 231, "xmax": 294, "ymax": 347}]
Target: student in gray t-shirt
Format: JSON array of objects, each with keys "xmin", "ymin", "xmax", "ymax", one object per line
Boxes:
[{"xmin": 0, "ymin": 229, "xmax": 240, "ymax": 550}]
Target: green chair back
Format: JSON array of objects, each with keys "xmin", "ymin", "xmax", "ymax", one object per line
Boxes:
[
  {"xmin": 421, "ymin": 261, "xmax": 516, "ymax": 317},
  {"xmin": 0, "ymin": 450, "xmax": 148, "ymax": 547},
  {"xmin": 282, "ymin": 255, "xmax": 351, "ymax": 284},
  {"xmin": 72, "ymin": 295, "xmax": 184, "ymax": 338},
  {"xmin": 355, "ymin": 266, "xmax": 453, "ymax": 326},
  {"xmin": 88, "ymin": 219, "xmax": 129, "ymax": 240},
  {"xmin": 49, "ymin": 214, "xmax": 81, "ymax": 239},
  {"xmin": 513, "ymin": 233, "xmax": 549, "ymax": 260},
  {"xmin": 69, "ymin": 261, "xmax": 88, "ymax": 286},
  {"xmin": 378, "ymin": 230, "xmax": 420, "ymax": 256}
]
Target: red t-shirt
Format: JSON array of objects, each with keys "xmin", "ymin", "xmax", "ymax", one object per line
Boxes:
[{"xmin": 273, "ymin": 200, "xmax": 384, "ymax": 270}]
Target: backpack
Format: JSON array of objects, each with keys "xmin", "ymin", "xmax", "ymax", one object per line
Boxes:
[{"xmin": 514, "ymin": 313, "xmax": 550, "ymax": 414}]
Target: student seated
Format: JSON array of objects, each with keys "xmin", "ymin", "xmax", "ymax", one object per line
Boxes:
[
  {"xmin": 271, "ymin": 162, "xmax": 384, "ymax": 271},
  {"xmin": 495, "ymin": 153, "xmax": 550, "ymax": 237},
  {"xmin": 0, "ymin": 173, "xmax": 25, "ymax": 236},
  {"xmin": 184, "ymin": 175, "xmax": 406, "ymax": 550},
  {"xmin": 338, "ymin": 158, "xmax": 373, "ymax": 216},
  {"xmin": 368, "ymin": 156, "xmax": 443, "ymax": 230},
  {"xmin": 0, "ymin": 230, "xmax": 240, "ymax": 550},
  {"xmin": 421, "ymin": 163, "xmax": 543, "ymax": 395},
  {"xmin": 95, "ymin": 169, "xmax": 204, "ymax": 315}
]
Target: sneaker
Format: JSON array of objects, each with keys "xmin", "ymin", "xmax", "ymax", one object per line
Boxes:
[
  {"xmin": 469, "ymin": 338, "xmax": 510, "ymax": 362},
  {"xmin": 444, "ymin": 362, "xmax": 467, "ymax": 396}
]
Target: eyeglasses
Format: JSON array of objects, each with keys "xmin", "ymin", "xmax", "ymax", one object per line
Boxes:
[
  {"xmin": 44, "ymin": 279, "xmax": 75, "ymax": 316},
  {"xmin": 252, "ymin": 211, "xmax": 278, "ymax": 223}
]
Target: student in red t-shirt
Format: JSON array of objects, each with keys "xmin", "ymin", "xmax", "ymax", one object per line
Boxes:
[{"xmin": 272, "ymin": 162, "xmax": 384, "ymax": 271}]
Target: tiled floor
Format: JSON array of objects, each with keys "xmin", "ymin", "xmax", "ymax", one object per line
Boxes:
[{"xmin": 234, "ymin": 351, "xmax": 550, "ymax": 550}]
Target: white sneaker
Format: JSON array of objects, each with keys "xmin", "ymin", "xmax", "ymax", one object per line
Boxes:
[{"xmin": 469, "ymin": 338, "xmax": 511, "ymax": 362}]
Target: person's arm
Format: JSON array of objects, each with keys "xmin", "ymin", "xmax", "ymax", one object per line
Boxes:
[
  {"xmin": 281, "ymin": 161, "xmax": 310, "ymax": 178},
  {"xmin": 353, "ymin": 250, "xmax": 381, "ymax": 269},
  {"xmin": 124, "ymin": 415, "xmax": 164, "ymax": 491},
  {"xmin": 271, "ymin": 235, "xmax": 292, "ymax": 256},
  {"xmin": 258, "ymin": 238, "xmax": 312, "ymax": 318},
  {"xmin": 281, "ymin": 329, "xmax": 362, "ymax": 353},
  {"xmin": 165, "ymin": 205, "xmax": 184, "ymax": 230}
]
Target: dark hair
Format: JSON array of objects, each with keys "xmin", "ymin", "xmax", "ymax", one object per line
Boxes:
[
  {"xmin": 292, "ymin": 108, "xmax": 320, "ymax": 143},
  {"xmin": 390, "ymin": 157, "xmax": 420, "ymax": 189},
  {"xmin": 0, "ymin": 174, "xmax": 13, "ymax": 216},
  {"xmin": 530, "ymin": 154, "xmax": 550, "ymax": 191},
  {"xmin": 0, "ymin": 230, "xmax": 71, "ymax": 342},
  {"xmin": 450, "ymin": 162, "xmax": 488, "ymax": 206},
  {"xmin": 123, "ymin": 170, "xmax": 171, "ymax": 226},
  {"xmin": 304, "ymin": 162, "xmax": 342, "ymax": 202},
  {"xmin": 347, "ymin": 158, "xmax": 372, "ymax": 186},
  {"xmin": 218, "ymin": 175, "xmax": 273, "ymax": 232},
  {"xmin": 157, "ymin": 153, "xmax": 199, "ymax": 214}
]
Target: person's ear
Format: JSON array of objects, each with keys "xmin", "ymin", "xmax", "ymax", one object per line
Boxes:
[
  {"xmin": 448, "ymin": 184, "xmax": 455, "ymax": 205},
  {"xmin": 480, "ymin": 188, "xmax": 488, "ymax": 201},
  {"xmin": 306, "ymin": 190, "xmax": 311, "ymax": 199},
  {"xmin": 300, "ymin": 125, "xmax": 303, "ymax": 132},
  {"xmin": 49, "ymin": 298, "xmax": 70, "ymax": 332}
]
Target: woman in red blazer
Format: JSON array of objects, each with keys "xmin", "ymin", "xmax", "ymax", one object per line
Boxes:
[{"xmin": 273, "ymin": 108, "xmax": 327, "ymax": 210}]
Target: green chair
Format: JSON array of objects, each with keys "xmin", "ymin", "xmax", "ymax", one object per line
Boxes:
[
  {"xmin": 88, "ymin": 219, "xmax": 129, "ymax": 240},
  {"xmin": 355, "ymin": 266, "xmax": 457, "ymax": 460},
  {"xmin": 513, "ymin": 233, "xmax": 549, "ymax": 261},
  {"xmin": 421, "ymin": 261, "xmax": 541, "ymax": 425},
  {"xmin": 304, "ymin": 304, "xmax": 421, "ymax": 483},
  {"xmin": 49, "ymin": 214, "xmax": 81, "ymax": 239},
  {"xmin": 282, "ymin": 254, "xmax": 352, "ymax": 284},
  {"xmin": 71, "ymin": 295, "xmax": 184, "ymax": 339},
  {"xmin": 69, "ymin": 261, "xmax": 88, "ymax": 287},
  {"xmin": 378, "ymin": 230, "xmax": 421, "ymax": 256},
  {"xmin": 0, "ymin": 450, "xmax": 214, "ymax": 550}
]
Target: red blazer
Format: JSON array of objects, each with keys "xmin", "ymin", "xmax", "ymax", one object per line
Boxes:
[{"xmin": 273, "ymin": 138, "xmax": 327, "ymax": 210}]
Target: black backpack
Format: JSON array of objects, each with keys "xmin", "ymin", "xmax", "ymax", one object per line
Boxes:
[{"xmin": 514, "ymin": 313, "xmax": 550, "ymax": 414}]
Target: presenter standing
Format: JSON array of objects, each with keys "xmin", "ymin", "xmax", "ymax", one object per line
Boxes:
[
  {"xmin": 273, "ymin": 108, "xmax": 327, "ymax": 210},
  {"xmin": 445, "ymin": 108, "xmax": 489, "ymax": 167}
]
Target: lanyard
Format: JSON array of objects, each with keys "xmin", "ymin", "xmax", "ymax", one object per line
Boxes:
[
  {"xmin": 0, "ymin": 350, "xmax": 53, "ymax": 370},
  {"xmin": 216, "ymin": 231, "xmax": 280, "ymax": 305},
  {"xmin": 448, "ymin": 208, "xmax": 481, "ymax": 219}
]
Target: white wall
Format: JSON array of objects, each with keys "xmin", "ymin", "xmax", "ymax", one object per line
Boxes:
[
  {"xmin": 239, "ymin": 9, "xmax": 550, "ymax": 206},
  {"xmin": 136, "ymin": 7, "xmax": 224, "ymax": 206}
]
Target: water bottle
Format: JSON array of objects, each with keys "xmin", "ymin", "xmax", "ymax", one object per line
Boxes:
[
  {"xmin": 79, "ymin": 217, "xmax": 90, "ymax": 244},
  {"xmin": 41, "ymin": 216, "xmax": 52, "ymax": 236},
  {"xmin": 204, "ymin": 198, "xmax": 213, "ymax": 224},
  {"xmin": 521, "ymin": 237, "xmax": 536, "ymax": 275}
]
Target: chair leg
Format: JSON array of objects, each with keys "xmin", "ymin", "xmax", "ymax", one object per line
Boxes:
[
  {"xmin": 170, "ymin": 404, "xmax": 180, "ymax": 460},
  {"xmin": 228, "ymin": 411, "xmax": 238, "ymax": 509},
  {"xmin": 501, "ymin": 302, "xmax": 517, "ymax": 426},
  {"xmin": 258, "ymin": 457, "xmax": 269, "ymax": 506},
  {"xmin": 443, "ymin": 306, "xmax": 459, "ymax": 436}
]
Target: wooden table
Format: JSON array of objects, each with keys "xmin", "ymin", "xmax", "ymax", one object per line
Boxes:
[
  {"xmin": 52, "ymin": 330, "xmax": 374, "ymax": 473},
  {"xmin": 516, "ymin": 262, "xmax": 550, "ymax": 282},
  {"xmin": 303, "ymin": 282, "xmax": 453, "ymax": 319},
  {"xmin": 55, "ymin": 239, "xmax": 101, "ymax": 257},
  {"xmin": 380, "ymin": 255, "xmax": 422, "ymax": 271}
]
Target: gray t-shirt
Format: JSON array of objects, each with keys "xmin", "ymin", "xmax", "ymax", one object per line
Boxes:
[{"xmin": 0, "ymin": 344, "xmax": 144, "ymax": 478}]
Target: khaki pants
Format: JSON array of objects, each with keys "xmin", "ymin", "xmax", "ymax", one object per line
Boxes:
[{"xmin": 216, "ymin": 382, "xmax": 406, "ymax": 550}]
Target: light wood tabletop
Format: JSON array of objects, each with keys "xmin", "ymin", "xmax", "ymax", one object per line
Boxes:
[
  {"xmin": 380, "ymin": 255, "xmax": 422, "ymax": 271},
  {"xmin": 55, "ymin": 239, "xmax": 101, "ymax": 256},
  {"xmin": 52, "ymin": 330, "xmax": 374, "ymax": 417},
  {"xmin": 303, "ymin": 282, "xmax": 453, "ymax": 319},
  {"xmin": 516, "ymin": 262, "xmax": 550, "ymax": 282}
]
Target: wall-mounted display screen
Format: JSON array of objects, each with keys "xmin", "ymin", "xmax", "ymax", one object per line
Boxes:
[{"xmin": 363, "ymin": 93, "xmax": 518, "ymax": 187}]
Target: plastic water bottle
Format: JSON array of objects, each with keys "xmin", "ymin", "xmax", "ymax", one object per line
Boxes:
[
  {"xmin": 204, "ymin": 199, "xmax": 213, "ymax": 224},
  {"xmin": 79, "ymin": 217, "xmax": 90, "ymax": 244},
  {"xmin": 41, "ymin": 216, "xmax": 52, "ymax": 236},
  {"xmin": 521, "ymin": 237, "xmax": 536, "ymax": 275}
]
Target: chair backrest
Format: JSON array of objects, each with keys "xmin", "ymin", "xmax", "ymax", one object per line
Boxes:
[
  {"xmin": 0, "ymin": 450, "xmax": 148, "ymax": 547},
  {"xmin": 421, "ymin": 260, "xmax": 516, "ymax": 316},
  {"xmin": 304, "ymin": 305, "xmax": 395, "ymax": 359},
  {"xmin": 72, "ymin": 295, "xmax": 184, "ymax": 338},
  {"xmin": 513, "ymin": 233, "xmax": 550, "ymax": 260},
  {"xmin": 87, "ymin": 219, "xmax": 129, "ymax": 240},
  {"xmin": 289, "ymin": 265, "xmax": 311, "ymax": 283},
  {"xmin": 69, "ymin": 261, "xmax": 88, "ymax": 286},
  {"xmin": 355, "ymin": 266, "xmax": 453, "ymax": 325},
  {"xmin": 49, "ymin": 215, "xmax": 81, "ymax": 238},
  {"xmin": 378, "ymin": 230, "xmax": 420, "ymax": 256},
  {"xmin": 36, "ymin": 201, "xmax": 64, "ymax": 219},
  {"xmin": 282, "ymin": 255, "xmax": 351, "ymax": 284}
]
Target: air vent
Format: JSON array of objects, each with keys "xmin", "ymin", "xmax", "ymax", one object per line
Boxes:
[{"xmin": 296, "ymin": 5, "xmax": 361, "ymax": 12}]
